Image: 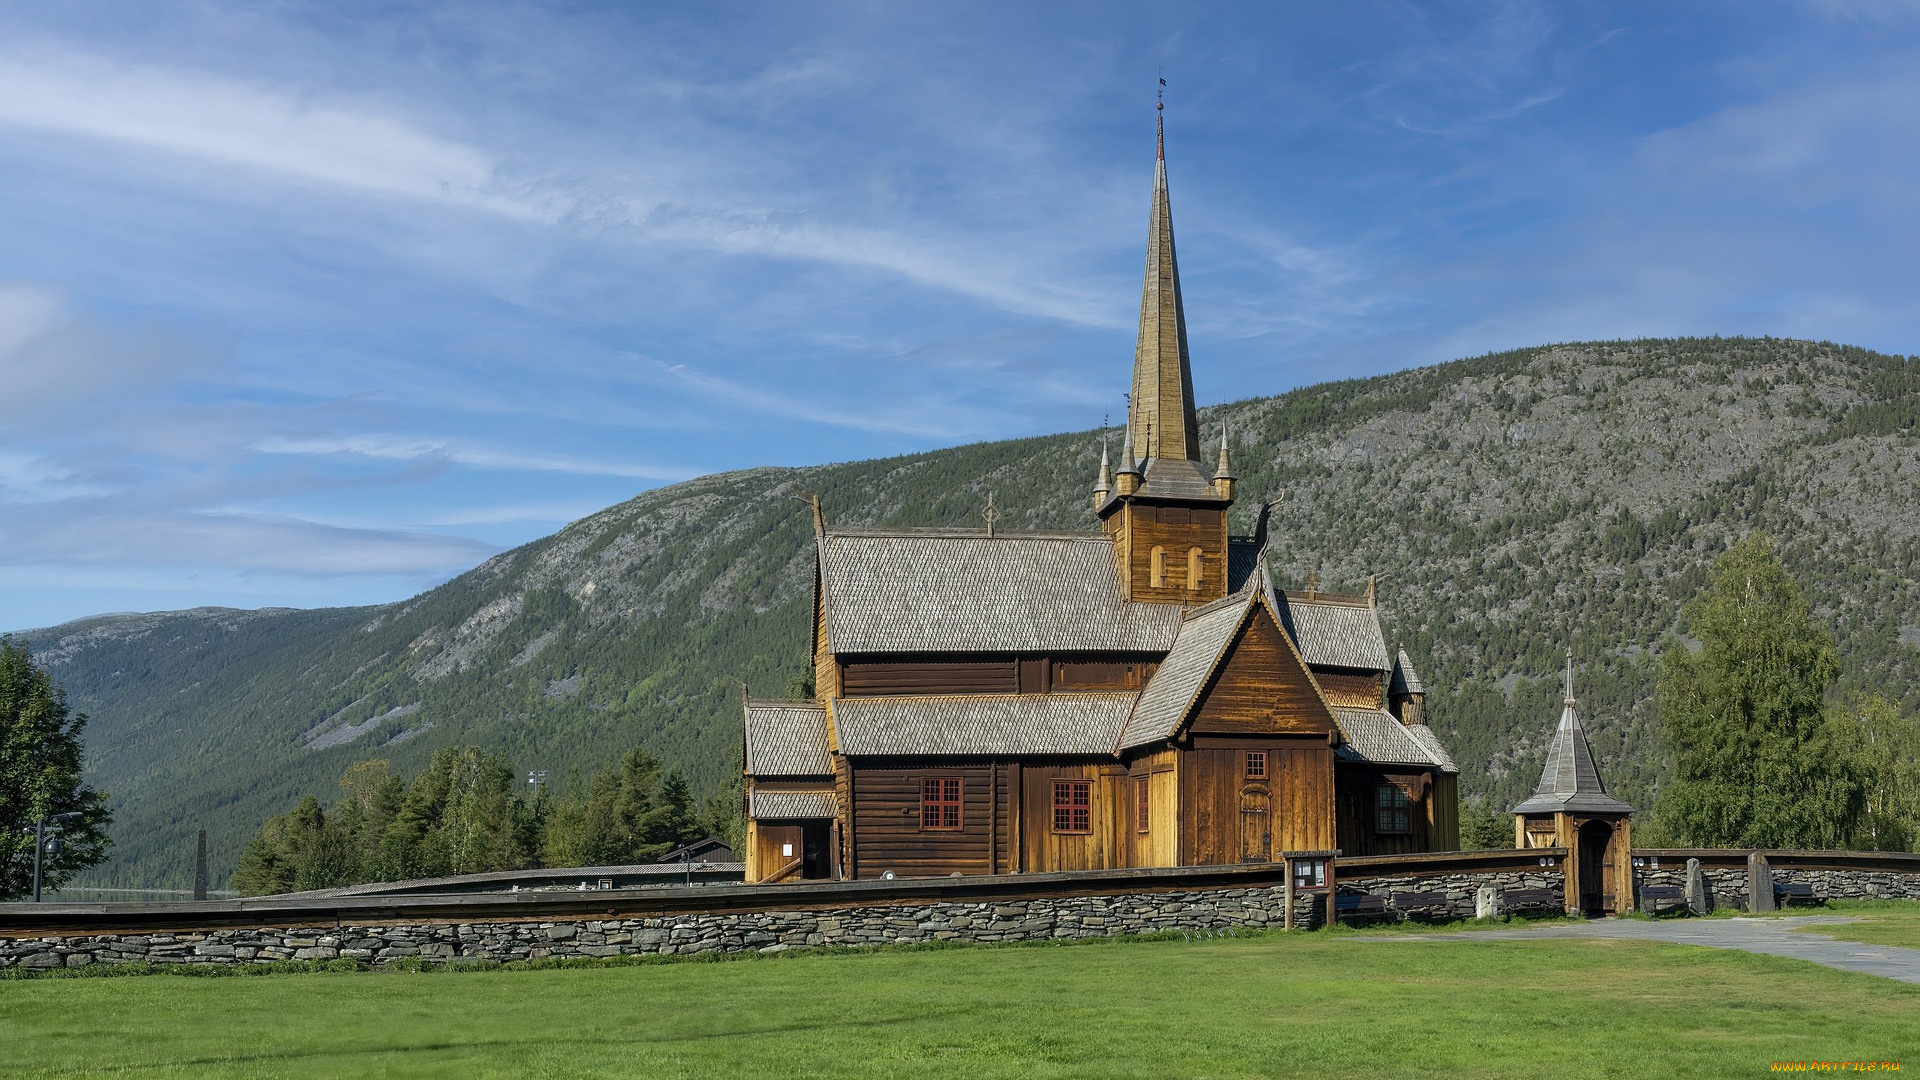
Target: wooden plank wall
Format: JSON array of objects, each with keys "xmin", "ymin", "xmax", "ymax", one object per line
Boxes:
[
  {"xmin": 849, "ymin": 761, "xmax": 1008, "ymax": 879},
  {"xmin": 837, "ymin": 654, "xmax": 1161, "ymax": 696},
  {"xmin": 1105, "ymin": 503, "xmax": 1229, "ymax": 604},
  {"xmin": 1179, "ymin": 743, "xmax": 1333, "ymax": 865},
  {"xmin": 1427, "ymin": 772, "xmax": 1459, "ymax": 851},
  {"xmin": 1334, "ymin": 768, "xmax": 1453, "ymax": 856},
  {"xmin": 841, "ymin": 658, "xmax": 1016, "ymax": 695},
  {"xmin": 1126, "ymin": 748, "xmax": 1179, "ymax": 867},
  {"xmin": 1187, "ymin": 609, "xmax": 1335, "ymax": 737},
  {"xmin": 812, "ymin": 583, "xmax": 840, "ymax": 700}
]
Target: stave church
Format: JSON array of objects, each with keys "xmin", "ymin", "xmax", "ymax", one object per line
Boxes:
[{"xmin": 740, "ymin": 119, "xmax": 1460, "ymax": 882}]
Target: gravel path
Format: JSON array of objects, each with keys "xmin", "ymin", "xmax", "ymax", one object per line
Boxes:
[{"xmin": 1375, "ymin": 916, "xmax": 1920, "ymax": 985}]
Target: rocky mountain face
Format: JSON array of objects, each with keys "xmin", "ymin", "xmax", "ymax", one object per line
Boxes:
[{"xmin": 26, "ymin": 337, "xmax": 1920, "ymax": 888}]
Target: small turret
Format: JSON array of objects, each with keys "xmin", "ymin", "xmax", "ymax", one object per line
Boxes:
[
  {"xmin": 1212, "ymin": 421, "xmax": 1235, "ymax": 500},
  {"xmin": 1114, "ymin": 423, "xmax": 1142, "ymax": 497},
  {"xmin": 1092, "ymin": 440, "xmax": 1114, "ymax": 508}
]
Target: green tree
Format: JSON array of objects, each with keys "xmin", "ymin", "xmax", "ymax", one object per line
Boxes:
[
  {"xmin": 1651, "ymin": 536, "xmax": 1863, "ymax": 848},
  {"xmin": 1830, "ymin": 693, "xmax": 1920, "ymax": 851},
  {"xmin": 1457, "ymin": 798, "xmax": 1512, "ymax": 850},
  {"xmin": 0, "ymin": 636, "xmax": 111, "ymax": 899}
]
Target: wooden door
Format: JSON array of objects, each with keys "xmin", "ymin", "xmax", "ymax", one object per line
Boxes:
[{"xmin": 1240, "ymin": 787, "xmax": 1272, "ymax": 863}]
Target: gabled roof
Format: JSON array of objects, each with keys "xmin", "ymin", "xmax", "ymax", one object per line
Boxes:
[
  {"xmin": 1512, "ymin": 694, "xmax": 1633, "ymax": 816},
  {"xmin": 743, "ymin": 701, "xmax": 831, "ymax": 778},
  {"xmin": 819, "ymin": 530, "xmax": 1184, "ymax": 654},
  {"xmin": 1389, "ymin": 649, "xmax": 1424, "ymax": 696},
  {"xmin": 1275, "ymin": 592, "xmax": 1392, "ymax": 672},
  {"xmin": 834, "ymin": 692, "xmax": 1137, "ymax": 757},
  {"xmin": 1331, "ymin": 707, "xmax": 1454, "ymax": 770},
  {"xmin": 1117, "ymin": 590, "xmax": 1254, "ymax": 750},
  {"xmin": 748, "ymin": 789, "xmax": 837, "ymax": 820}
]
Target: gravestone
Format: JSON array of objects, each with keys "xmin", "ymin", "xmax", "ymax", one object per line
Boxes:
[
  {"xmin": 1475, "ymin": 885, "xmax": 1500, "ymax": 920},
  {"xmin": 1748, "ymin": 852, "xmax": 1775, "ymax": 913},
  {"xmin": 1685, "ymin": 857, "xmax": 1707, "ymax": 914}
]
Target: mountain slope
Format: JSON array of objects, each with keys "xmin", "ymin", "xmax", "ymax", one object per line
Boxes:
[{"xmin": 27, "ymin": 337, "xmax": 1920, "ymax": 887}]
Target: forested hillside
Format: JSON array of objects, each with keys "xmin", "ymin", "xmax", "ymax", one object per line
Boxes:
[{"xmin": 24, "ymin": 337, "xmax": 1920, "ymax": 888}]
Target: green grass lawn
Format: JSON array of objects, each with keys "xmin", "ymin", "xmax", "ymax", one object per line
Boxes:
[
  {"xmin": 2, "ymin": 930, "xmax": 1913, "ymax": 1080},
  {"xmin": 1794, "ymin": 899, "xmax": 1920, "ymax": 950}
]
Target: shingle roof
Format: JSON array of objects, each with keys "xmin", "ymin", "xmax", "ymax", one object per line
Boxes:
[
  {"xmin": 1118, "ymin": 592, "xmax": 1252, "ymax": 749},
  {"xmin": 1388, "ymin": 648, "xmax": 1424, "ymax": 696},
  {"xmin": 1276, "ymin": 594, "xmax": 1392, "ymax": 671},
  {"xmin": 1331, "ymin": 707, "xmax": 1452, "ymax": 769},
  {"xmin": 833, "ymin": 693, "xmax": 1137, "ymax": 757},
  {"xmin": 1513, "ymin": 699, "xmax": 1633, "ymax": 815},
  {"xmin": 743, "ymin": 701, "xmax": 831, "ymax": 778},
  {"xmin": 1402, "ymin": 723, "xmax": 1458, "ymax": 773},
  {"xmin": 748, "ymin": 789, "xmax": 837, "ymax": 819},
  {"xmin": 820, "ymin": 531, "xmax": 1185, "ymax": 653}
]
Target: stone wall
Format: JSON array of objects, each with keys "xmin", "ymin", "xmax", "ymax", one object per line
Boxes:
[
  {"xmin": 1634, "ymin": 863, "xmax": 1920, "ymax": 912},
  {"xmin": 7, "ymin": 863, "xmax": 1916, "ymax": 972},
  {"xmin": 1335, "ymin": 870, "xmax": 1563, "ymax": 920},
  {"xmin": 1, "ymin": 872, "xmax": 1561, "ymax": 972}
]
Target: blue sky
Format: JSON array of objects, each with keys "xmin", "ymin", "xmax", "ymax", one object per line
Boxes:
[{"xmin": 3, "ymin": 1, "xmax": 1918, "ymax": 631}]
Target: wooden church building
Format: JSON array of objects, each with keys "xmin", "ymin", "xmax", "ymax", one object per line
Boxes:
[{"xmin": 741, "ymin": 120, "xmax": 1460, "ymax": 883}]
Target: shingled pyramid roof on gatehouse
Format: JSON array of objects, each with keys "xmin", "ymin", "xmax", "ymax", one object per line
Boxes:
[{"xmin": 1512, "ymin": 651, "xmax": 1633, "ymax": 816}]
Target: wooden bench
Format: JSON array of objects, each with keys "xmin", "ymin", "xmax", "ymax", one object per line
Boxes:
[
  {"xmin": 1334, "ymin": 892, "xmax": 1391, "ymax": 924},
  {"xmin": 1637, "ymin": 884, "xmax": 1688, "ymax": 915},
  {"xmin": 1774, "ymin": 881, "xmax": 1824, "ymax": 908},
  {"xmin": 1389, "ymin": 890, "xmax": 1454, "ymax": 921},
  {"xmin": 1501, "ymin": 887, "xmax": 1561, "ymax": 916}
]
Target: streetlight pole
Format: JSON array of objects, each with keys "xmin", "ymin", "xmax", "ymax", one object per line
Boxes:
[{"xmin": 27, "ymin": 812, "xmax": 82, "ymax": 902}]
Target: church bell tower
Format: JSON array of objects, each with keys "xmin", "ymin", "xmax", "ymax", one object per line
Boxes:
[{"xmin": 1095, "ymin": 116, "xmax": 1234, "ymax": 603}]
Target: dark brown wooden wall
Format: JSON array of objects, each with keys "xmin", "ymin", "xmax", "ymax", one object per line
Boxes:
[
  {"xmin": 1334, "ymin": 767, "xmax": 1454, "ymax": 856},
  {"xmin": 838, "ymin": 654, "xmax": 1161, "ymax": 696},
  {"xmin": 849, "ymin": 761, "xmax": 1008, "ymax": 879},
  {"xmin": 841, "ymin": 658, "xmax": 1016, "ymax": 696},
  {"xmin": 1187, "ymin": 608, "xmax": 1336, "ymax": 736}
]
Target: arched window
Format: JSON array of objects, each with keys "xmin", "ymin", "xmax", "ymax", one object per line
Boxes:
[
  {"xmin": 1149, "ymin": 546, "xmax": 1166, "ymax": 587},
  {"xmin": 1187, "ymin": 547, "xmax": 1203, "ymax": 590}
]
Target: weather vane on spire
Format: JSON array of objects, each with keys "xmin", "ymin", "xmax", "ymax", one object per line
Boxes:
[{"xmin": 1157, "ymin": 73, "xmax": 1165, "ymax": 112}]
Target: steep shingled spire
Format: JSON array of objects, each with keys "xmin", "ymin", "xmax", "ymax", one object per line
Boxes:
[
  {"xmin": 1092, "ymin": 439, "xmax": 1114, "ymax": 507},
  {"xmin": 1213, "ymin": 421, "xmax": 1233, "ymax": 479},
  {"xmin": 1129, "ymin": 113, "xmax": 1201, "ymax": 467},
  {"xmin": 1513, "ymin": 646, "xmax": 1634, "ymax": 816}
]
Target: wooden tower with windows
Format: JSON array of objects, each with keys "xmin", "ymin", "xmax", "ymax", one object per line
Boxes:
[{"xmin": 1096, "ymin": 117, "xmax": 1236, "ymax": 605}]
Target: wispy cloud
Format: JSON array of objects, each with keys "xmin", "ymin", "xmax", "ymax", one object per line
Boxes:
[
  {"xmin": 251, "ymin": 434, "xmax": 697, "ymax": 482},
  {"xmin": 0, "ymin": 49, "xmax": 539, "ymax": 219}
]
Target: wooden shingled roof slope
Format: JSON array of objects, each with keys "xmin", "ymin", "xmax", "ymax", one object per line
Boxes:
[{"xmin": 818, "ymin": 529, "xmax": 1185, "ymax": 654}]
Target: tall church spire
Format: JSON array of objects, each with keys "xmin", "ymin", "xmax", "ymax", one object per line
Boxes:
[{"xmin": 1129, "ymin": 114, "xmax": 1201, "ymax": 466}]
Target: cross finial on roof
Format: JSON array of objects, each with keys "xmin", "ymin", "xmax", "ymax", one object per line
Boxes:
[
  {"xmin": 1564, "ymin": 645, "xmax": 1575, "ymax": 705},
  {"xmin": 982, "ymin": 491, "xmax": 1001, "ymax": 537}
]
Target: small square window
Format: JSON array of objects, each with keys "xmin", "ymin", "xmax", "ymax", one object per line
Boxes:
[
  {"xmin": 1053, "ymin": 779, "xmax": 1091, "ymax": 834},
  {"xmin": 1375, "ymin": 783, "xmax": 1412, "ymax": 835},
  {"xmin": 1246, "ymin": 751, "xmax": 1268, "ymax": 780}
]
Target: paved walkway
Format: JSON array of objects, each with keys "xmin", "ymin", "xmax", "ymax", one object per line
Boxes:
[{"xmin": 1379, "ymin": 916, "xmax": 1920, "ymax": 985}]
